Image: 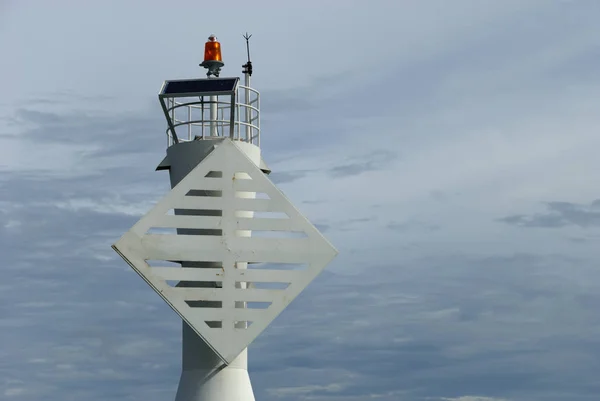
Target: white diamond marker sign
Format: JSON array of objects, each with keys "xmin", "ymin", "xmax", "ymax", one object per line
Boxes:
[{"xmin": 112, "ymin": 139, "xmax": 338, "ymax": 364}]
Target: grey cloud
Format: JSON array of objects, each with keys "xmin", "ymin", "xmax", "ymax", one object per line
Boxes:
[
  {"xmin": 7, "ymin": 95, "xmax": 329, "ymax": 175},
  {"xmin": 301, "ymin": 199, "xmax": 324, "ymax": 205},
  {"xmin": 325, "ymin": 216, "xmax": 376, "ymax": 232},
  {"xmin": 3, "ymin": 149, "xmax": 600, "ymax": 401},
  {"xmin": 387, "ymin": 220, "xmax": 441, "ymax": 232},
  {"xmin": 498, "ymin": 200, "xmax": 600, "ymax": 228},
  {"xmin": 346, "ymin": 217, "xmax": 373, "ymax": 224},
  {"xmin": 260, "ymin": 92, "xmax": 316, "ymax": 114},
  {"xmin": 0, "ymin": 195, "xmax": 181, "ymax": 400},
  {"xmin": 8, "ymin": 106, "xmax": 165, "ymax": 163},
  {"xmin": 568, "ymin": 234, "xmax": 600, "ymax": 245},
  {"xmin": 430, "ymin": 190, "xmax": 449, "ymax": 202},
  {"xmin": 250, "ymin": 253, "xmax": 600, "ymax": 401},
  {"xmin": 329, "ymin": 150, "xmax": 397, "ymax": 178},
  {"xmin": 259, "ymin": 70, "xmax": 364, "ymax": 115},
  {"xmin": 258, "ymin": 3, "xmax": 600, "ymax": 160},
  {"xmin": 430, "ymin": 190, "xmax": 462, "ymax": 203},
  {"xmin": 259, "ymin": 61, "xmax": 449, "ymax": 158},
  {"xmin": 342, "ymin": 216, "xmax": 375, "ymax": 227},
  {"xmin": 4, "ymin": 2, "xmax": 600, "ymax": 399},
  {"xmin": 268, "ymin": 170, "xmax": 313, "ymax": 185},
  {"xmin": 499, "ymin": 213, "xmax": 566, "ymax": 228},
  {"xmin": 10, "ymin": 136, "xmax": 599, "ymax": 400}
]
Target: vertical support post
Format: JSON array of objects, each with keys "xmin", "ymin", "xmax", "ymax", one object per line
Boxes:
[
  {"xmin": 234, "ymin": 163, "xmax": 254, "ymax": 326},
  {"xmin": 188, "ymin": 105, "xmax": 192, "ymax": 141},
  {"xmin": 229, "ymin": 90, "xmax": 236, "ymax": 139},
  {"xmin": 256, "ymin": 94, "xmax": 260, "ymax": 147},
  {"xmin": 210, "ymin": 95, "xmax": 218, "ymax": 136},
  {"xmin": 166, "ymin": 140, "xmax": 260, "ymax": 401},
  {"xmin": 244, "ymin": 73, "xmax": 251, "ymax": 142},
  {"xmin": 171, "ymin": 98, "xmax": 176, "ymax": 143},
  {"xmin": 201, "ymin": 97, "xmax": 205, "ymax": 139}
]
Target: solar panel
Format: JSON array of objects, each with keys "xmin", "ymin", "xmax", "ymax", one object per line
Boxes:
[{"xmin": 161, "ymin": 78, "xmax": 239, "ymax": 97}]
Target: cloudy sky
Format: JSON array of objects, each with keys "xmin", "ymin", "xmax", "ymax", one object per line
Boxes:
[{"xmin": 2, "ymin": 0, "xmax": 600, "ymax": 400}]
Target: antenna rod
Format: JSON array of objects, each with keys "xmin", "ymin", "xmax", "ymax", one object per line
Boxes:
[
  {"xmin": 244, "ymin": 32, "xmax": 252, "ymax": 62},
  {"xmin": 242, "ymin": 33, "xmax": 253, "ymax": 142},
  {"xmin": 242, "ymin": 33, "xmax": 253, "ymax": 76}
]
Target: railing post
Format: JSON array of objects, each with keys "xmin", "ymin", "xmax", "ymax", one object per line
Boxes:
[
  {"xmin": 171, "ymin": 98, "xmax": 175, "ymax": 140},
  {"xmin": 229, "ymin": 91, "xmax": 236, "ymax": 139},
  {"xmin": 201, "ymin": 96, "xmax": 205, "ymax": 139},
  {"xmin": 188, "ymin": 105, "xmax": 192, "ymax": 141}
]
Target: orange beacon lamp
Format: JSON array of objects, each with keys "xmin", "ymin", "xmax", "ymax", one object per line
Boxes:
[{"xmin": 200, "ymin": 34, "xmax": 224, "ymax": 77}]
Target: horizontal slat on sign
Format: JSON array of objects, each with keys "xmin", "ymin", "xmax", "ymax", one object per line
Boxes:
[
  {"xmin": 139, "ymin": 235, "xmax": 329, "ymax": 264},
  {"xmin": 151, "ymin": 267, "xmax": 302, "ymax": 283},
  {"xmin": 235, "ymin": 251, "xmax": 319, "ymax": 264},
  {"xmin": 177, "ymin": 197, "xmax": 279, "ymax": 213},
  {"xmin": 188, "ymin": 308, "xmax": 267, "ymax": 321},
  {"xmin": 153, "ymin": 215, "xmax": 223, "ymax": 230},
  {"xmin": 140, "ymin": 235, "xmax": 225, "ymax": 262},
  {"xmin": 230, "ymin": 237, "xmax": 323, "ymax": 255},
  {"xmin": 234, "ymin": 269, "xmax": 303, "ymax": 283},
  {"xmin": 234, "ymin": 218, "xmax": 297, "ymax": 231},
  {"xmin": 175, "ymin": 288, "xmax": 284, "ymax": 302},
  {"xmin": 150, "ymin": 267, "xmax": 224, "ymax": 281},
  {"xmin": 142, "ymin": 248, "xmax": 226, "ymax": 263}
]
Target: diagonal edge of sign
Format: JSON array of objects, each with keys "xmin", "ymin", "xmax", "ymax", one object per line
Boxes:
[
  {"xmin": 224, "ymin": 140, "xmax": 339, "ymax": 259},
  {"xmin": 125, "ymin": 141, "xmax": 232, "ymax": 237},
  {"xmin": 111, "ymin": 233, "xmax": 232, "ymax": 363},
  {"xmin": 228, "ymin": 255, "xmax": 338, "ymax": 349}
]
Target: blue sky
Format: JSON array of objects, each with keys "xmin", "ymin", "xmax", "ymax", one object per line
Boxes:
[{"xmin": 2, "ymin": 1, "xmax": 600, "ymax": 400}]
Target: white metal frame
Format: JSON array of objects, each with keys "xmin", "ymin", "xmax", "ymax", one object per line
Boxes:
[
  {"xmin": 112, "ymin": 139, "xmax": 337, "ymax": 364},
  {"xmin": 161, "ymin": 84, "xmax": 260, "ymax": 148}
]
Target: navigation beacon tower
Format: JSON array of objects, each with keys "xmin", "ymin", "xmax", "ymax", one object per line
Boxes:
[{"xmin": 112, "ymin": 34, "xmax": 338, "ymax": 401}]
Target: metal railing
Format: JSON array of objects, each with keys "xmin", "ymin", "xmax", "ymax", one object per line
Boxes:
[{"xmin": 164, "ymin": 85, "xmax": 260, "ymax": 148}]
